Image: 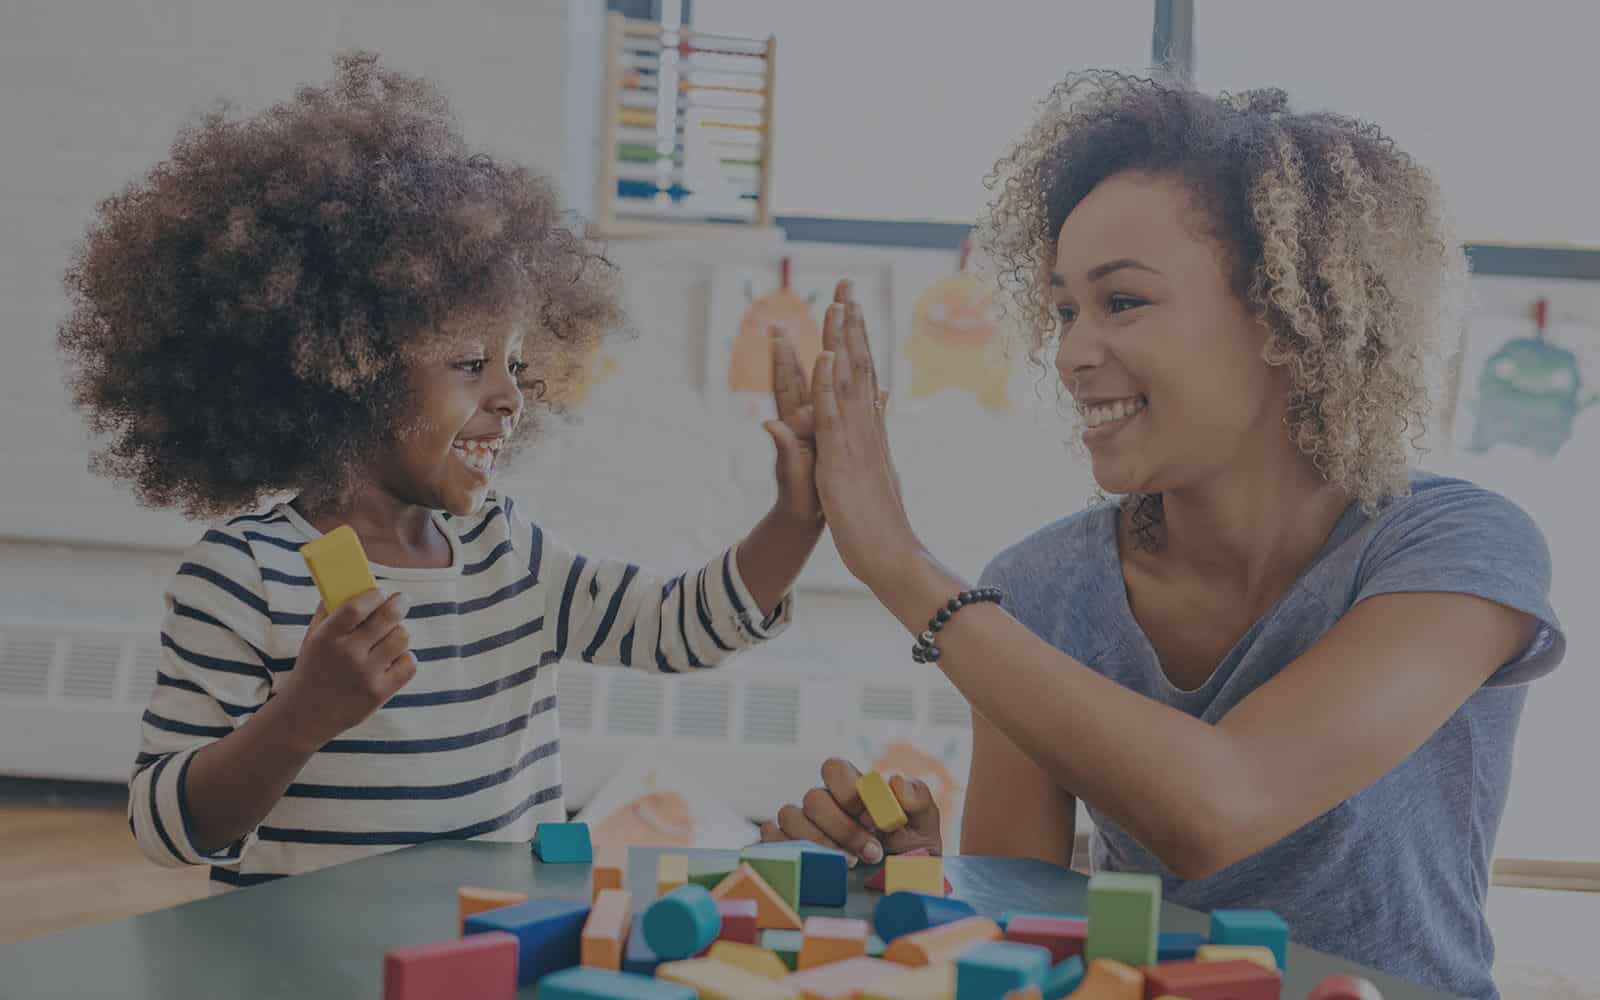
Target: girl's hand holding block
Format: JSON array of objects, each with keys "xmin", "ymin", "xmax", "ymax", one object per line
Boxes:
[
  {"xmin": 277, "ymin": 578, "xmax": 418, "ymax": 752},
  {"xmin": 757, "ymin": 758, "xmax": 942, "ymax": 866},
  {"xmin": 300, "ymin": 524, "xmax": 380, "ymax": 612}
]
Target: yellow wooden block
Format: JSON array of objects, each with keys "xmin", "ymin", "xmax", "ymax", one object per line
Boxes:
[
  {"xmin": 856, "ymin": 771, "xmax": 908, "ymax": 833},
  {"xmin": 883, "ymin": 916, "xmax": 1000, "ymax": 967},
  {"xmin": 456, "ymin": 886, "xmax": 527, "ymax": 933},
  {"xmin": 884, "ymin": 855, "xmax": 944, "ymax": 896},
  {"xmin": 657, "ymin": 853, "xmax": 688, "ymax": 897},
  {"xmin": 1071, "ymin": 958, "xmax": 1144, "ymax": 1000},
  {"xmin": 299, "ymin": 525, "xmax": 378, "ymax": 612},
  {"xmin": 1196, "ymin": 944, "xmax": 1277, "ymax": 971},
  {"xmin": 859, "ymin": 961, "xmax": 955, "ymax": 1000},
  {"xmin": 783, "ymin": 957, "xmax": 901, "ymax": 1000},
  {"xmin": 658, "ymin": 958, "xmax": 801, "ymax": 1000},
  {"xmin": 709, "ymin": 940, "xmax": 789, "ymax": 980}
]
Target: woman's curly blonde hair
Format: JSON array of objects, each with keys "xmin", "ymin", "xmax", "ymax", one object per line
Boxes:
[{"xmin": 977, "ymin": 70, "xmax": 1468, "ymax": 543}]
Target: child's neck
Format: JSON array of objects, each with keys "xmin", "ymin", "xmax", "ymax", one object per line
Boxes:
[{"xmin": 293, "ymin": 485, "xmax": 452, "ymax": 571}]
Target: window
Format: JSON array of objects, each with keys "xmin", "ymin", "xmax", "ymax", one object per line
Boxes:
[
  {"xmin": 689, "ymin": 1, "xmax": 1154, "ymax": 222},
  {"xmin": 1195, "ymin": 2, "xmax": 1600, "ymax": 247}
]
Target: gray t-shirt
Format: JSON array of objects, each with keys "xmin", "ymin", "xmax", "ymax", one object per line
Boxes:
[{"xmin": 979, "ymin": 472, "xmax": 1564, "ymax": 1000}]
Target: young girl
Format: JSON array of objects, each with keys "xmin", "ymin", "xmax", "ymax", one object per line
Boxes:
[
  {"xmin": 58, "ymin": 52, "xmax": 827, "ymax": 889},
  {"xmin": 766, "ymin": 75, "xmax": 1564, "ymax": 1000}
]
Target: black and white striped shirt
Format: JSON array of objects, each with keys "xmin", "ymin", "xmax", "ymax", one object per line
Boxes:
[{"xmin": 127, "ymin": 493, "xmax": 790, "ymax": 888}]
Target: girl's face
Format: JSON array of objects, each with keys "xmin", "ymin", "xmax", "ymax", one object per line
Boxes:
[
  {"xmin": 1050, "ymin": 170, "xmax": 1291, "ymax": 498},
  {"xmin": 379, "ymin": 321, "xmax": 528, "ymax": 517}
]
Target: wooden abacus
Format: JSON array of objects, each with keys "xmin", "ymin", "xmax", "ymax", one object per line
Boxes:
[{"xmin": 592, "ymin": 13, "xmax": 777, "ymax": 238}]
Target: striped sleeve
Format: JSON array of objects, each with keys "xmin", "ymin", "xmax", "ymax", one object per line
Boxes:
[
  {"xmin": 129, "ymin": 525, "xmax": 275, "ymax": 868},
  {"xmin": 526, "ymin": 518, "xmax": 792, "ymax": 674}
]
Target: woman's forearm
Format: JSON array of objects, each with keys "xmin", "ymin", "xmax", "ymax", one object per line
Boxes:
[{"xmin": 873, "ymin": 555, "xmax": 1251, "ymax": 879}]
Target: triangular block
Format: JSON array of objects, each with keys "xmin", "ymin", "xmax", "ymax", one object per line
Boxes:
[{"xmin": 710, "ymin": 863, "xmax": 803, "ymax": 931}]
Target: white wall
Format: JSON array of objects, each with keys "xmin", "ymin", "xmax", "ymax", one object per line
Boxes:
[{"xmin": 0, "ymin": 0, "xmax": 583, "ymax": 550}]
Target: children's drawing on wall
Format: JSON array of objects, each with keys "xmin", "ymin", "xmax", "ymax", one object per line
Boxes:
[
  {"xmin": 707, "ymin": 256, "xmax": 892, "ymax": 422},
  {"xmin": 1452, "ymin": 300, "xmax": 1599, "ymax": 460},
  {"xmin": 902, "ymin": 239, "xmax": 1012, "ymax": 413}
]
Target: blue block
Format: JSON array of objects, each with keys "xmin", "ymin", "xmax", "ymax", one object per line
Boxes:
[
  {"xmin": 956, "ymin": 940, "xmax": 1051, "ymax": 997},
  {"xmin": 1043, "ymin": 955, "xmax": 1085, "ymax": 1000},
  {"xmin": 622, "ymin": 920, "xmax": 662, "ymax": 976},
  {"xmin": 1210, "ymin": 909, "xmax": 1289, "ymax": 970},
  {"xmin": 642, "ymin": 885, "xmax": 721, "ymax": 960},
  {"xmin": 1000, "ymin": 910, "xmax": 1082, "ymax": 930},
  {"xmin": 1158, "ymin": 930, "xmax": 1206, "ymax": 961},
  {"xmin": 873, "ymin": 891, "xmax": 976, "ymax": 942},
  {"xmin": 533, "ymin": 822, "xmax": 593, "ymax": 863},
  {"xmin": 798, "ymin": 843, "xmax": 849, "ymax": 906},
  {"xmin": 537, "ymin": 966, "xmax": 698, "ymax": 999},
  {"xmin": 463, "ymin": 897, "xmax": 590, "ymax": 986}
]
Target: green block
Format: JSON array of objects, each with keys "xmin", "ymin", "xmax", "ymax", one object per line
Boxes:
[
  {"xmin": 760, "ymin": 929, "xmax": 803, "ymax": 970},
  {"xmin": 740, "ymin": 843, "xmax": 802, "ymax": 910},
  {"xmin": 1083, "ymin": 872, "xmax": 1161, "ymax": 966},
  {"xmin": 686, "ymin": 858, "xmax": 735, "ymax": 891}
]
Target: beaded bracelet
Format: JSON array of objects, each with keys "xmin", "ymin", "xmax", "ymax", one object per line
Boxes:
[{"xmin": 912, "ymin": 587, "xmax": 1003, "ymax": 663}]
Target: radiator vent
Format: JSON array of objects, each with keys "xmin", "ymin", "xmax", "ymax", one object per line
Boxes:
[
  {"xmin": 740, "ymin": 683, "xmax": 799, "ymax": 745},
  {"xmin": 0, "ymin": 630, "xmax": 58, "ymax": 699},
  {"xmin": 557, "ymin": 669, "xmax": 596, "ymax": 733},
  {"xmin": 861, "ymin": 684, "xmax": 917, "ymax": 723},
  {"xmin": 605, "ymin": 671, "xmax": 663, "ymax": 736},
  {"xmin": 673, "ymin": 680, "xmax": 731, "ymax": 740},
  {"xmin": 928, "ymin": 687, "xmax": 971, "ymax": 729},
  {"xmin": 60, "ymin": 637, "xmax": 125, "ymax": 702}
]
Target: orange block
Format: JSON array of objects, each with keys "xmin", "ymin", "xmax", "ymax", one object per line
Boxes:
[
  {"xmin": 798, "ymin": 916, "xmax": 870, "ymax": 970},
  {"xmin": 1069, "ymin": 958, "xmax": 1144, "ymax": 1000},
  {"xmin": 783, "ymin": 956, "xmax": 902, "ymax": 1000},
  {"xmin": 711, "ymin": 863, "xmax": 803, "ymax": 931},
  {"xmin": 592, "ymin": 864, "xmax": 623, "ymax": 903},
  {"xmin": 883, "ymin": 916, "xmax": 1001, "ymax": 967},
  {"xmin": 456, "ymin": 886, "xmax": 528, "ymax": 933},
  {"xmin": 581, "ymin": 888, "xmax": 633, "ymax": 971},
  {"xmin": 1003, "ymin": 989, "xmax": 1043, "ymax": 1000}
]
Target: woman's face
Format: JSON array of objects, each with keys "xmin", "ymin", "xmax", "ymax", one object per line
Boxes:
[{"xmin": 1050, "ymin": 170, "xmax": 1289, "ymax": 497}]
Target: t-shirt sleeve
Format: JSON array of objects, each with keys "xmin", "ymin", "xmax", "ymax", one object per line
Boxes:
[
  {"xmin": 129, "ymin": 526, "xmax": 276, "ymax": 867},
  {"xmin": 1353, "ymin": 480, "xmax": 1565, "ymax": 686}
]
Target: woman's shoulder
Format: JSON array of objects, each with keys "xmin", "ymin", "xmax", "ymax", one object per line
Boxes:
[
  {"xmin": 981, "ymin": 499, "xmax": 1118, "ymax": 590},
  {"xmin": 1367, "ymin": 470, "xmax": 1546, "ymax": 553}
]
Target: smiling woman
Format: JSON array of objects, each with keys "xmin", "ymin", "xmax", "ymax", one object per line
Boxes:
[{"xmin": 765, "ymin": 72, "xmax": 1564, "ymax": 1000}]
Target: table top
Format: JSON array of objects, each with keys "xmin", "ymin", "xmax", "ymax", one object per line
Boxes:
[{"xmin": 0, "ymin": 843, "xmax": 1449, "ymax": 999}]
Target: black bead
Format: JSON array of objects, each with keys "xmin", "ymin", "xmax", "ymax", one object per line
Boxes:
[
  {"xmin": 946, "ymin": 598, "xmax": 961, "ymax": 613},
  {"xmin": 936, "ymin": 608, "xmax": 952, "ymax": 623},
  {"xmin": 930, "ymin": 620, "xmax": 943, "ymax": 633},
  {"xmin": 926, "ymin": 645, "xmax": 941, "ymax": 661}
]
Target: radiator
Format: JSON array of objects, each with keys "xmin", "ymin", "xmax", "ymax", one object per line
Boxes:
[{"xmin": 0, "ymin": 619, "xmax": 973, "ymax": 822}]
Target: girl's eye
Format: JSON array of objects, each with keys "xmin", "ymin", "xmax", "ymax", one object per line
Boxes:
[
  {"xmin": 509, "ymin": 361, "xmax": 530, "ymax": 377},
  {"xmin": 455, "ymin": 359, "xmax": 487, "ymax": 375},
  {"xmin": 1056, "ymin": 304, "xmax": 1078, "ymax": 325}
]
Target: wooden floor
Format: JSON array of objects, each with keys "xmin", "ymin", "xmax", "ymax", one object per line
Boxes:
[{"xmin": 0, "ymin": 794, "xmax": 209, "ymax": 946}]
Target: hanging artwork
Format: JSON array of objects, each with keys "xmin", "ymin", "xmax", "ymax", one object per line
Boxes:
[
  {"xmin": 900, "ymin": 239, "xmax": 1013, "ymax": 413},
  {"xmin": 1451, "ymin": 300, "xmax": 1599, "ymax": 460},
  {"xmin": 706, "ymin": 255, "xmax": 893, "ymax": 422}
]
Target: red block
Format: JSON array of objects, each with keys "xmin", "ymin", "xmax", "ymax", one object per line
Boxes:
[
  {"xmin": 1141, "ymin": 958, "xmax": 1281, "ymax": 1000},
  {"xmin": 716, "ymin": 898, "xmax": 759, "ymax": 945},
  {"xmin": 1005, "ymin": 915, "xmax": 1088, "ymax": 964},
  {"xmin": 1308, "ymin": 974, "xmax": 1384, "ymax": 1000},
  {"xmin": 384, "ymin": 931, "xmax": 518, "ymax": 1000}
]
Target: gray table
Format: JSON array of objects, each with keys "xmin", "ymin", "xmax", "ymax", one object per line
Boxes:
[{"xmin": 0, "ymin": 843, "xmax": 1449, "ymax": 998}]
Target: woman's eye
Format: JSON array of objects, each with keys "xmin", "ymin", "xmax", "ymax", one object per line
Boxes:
[{"xmin": 1108, "ymin": 294, "xmax": 1144, "ymax": 314}]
